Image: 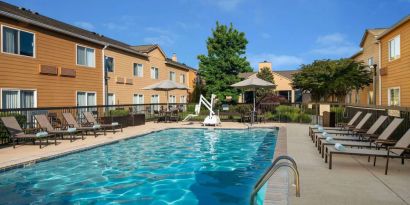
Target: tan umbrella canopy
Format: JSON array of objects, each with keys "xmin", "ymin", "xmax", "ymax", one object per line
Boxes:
[
  {"xmin": 143, "ymin": 80, "xmax": 190, "ymax": 111},
  {"xmin": 232, "ymin": 77, "xmax": 275, "ymax": 123}
]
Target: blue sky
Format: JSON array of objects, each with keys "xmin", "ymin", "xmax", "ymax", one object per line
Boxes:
[{"xmin": 4, "ymin": 0, "xmax": 410, "ymax": 70}]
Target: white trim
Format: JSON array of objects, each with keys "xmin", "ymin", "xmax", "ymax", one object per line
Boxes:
[
  {"xmin": 0, "ymin": 88, "xmax": 37, "ymax": 109},
  {"xmin": 1, "ymin": 24, "xmax": 36, "ymax": 58},
  {"xmin": 133, "ymin": 63, "xmax": 144, "ymax": 77},
  {"xmin": 107, "ymin": 93, "xmax": 115, "ymax": 105},
  {"xmin": 151, "ymin": 67, "xmax": 159, "ymax": 79},
  {"xmin": 387, "ymin": 87, "xmax": 400, "ymax": 106},
  {"xmin": 133, "ymin": 94, "xmax": 144, "ymax": 104},
  {"xmin": 378, "ymin": 40, "xmax": 382, "ymax": 105},
  {"xmin": 76, "ymin": 90, "xmax": 97, "ymax": 106},
  {"xmin": 75, "ymin": 44, "xmax": 96, "ymax": 68}
]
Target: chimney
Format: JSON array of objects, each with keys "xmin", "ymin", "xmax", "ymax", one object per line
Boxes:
[
  {"xmin": 172, "ymin": 53, "xmax": 178, "ymax": 62},
  {"xmin": 258, "ymin": 61, "xmax": 272, "ymax": 72}
]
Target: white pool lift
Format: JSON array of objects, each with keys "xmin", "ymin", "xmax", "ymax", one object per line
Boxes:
[{"xmin": 183, "ymin": 94, "xmax": 221, "ymax": 126}]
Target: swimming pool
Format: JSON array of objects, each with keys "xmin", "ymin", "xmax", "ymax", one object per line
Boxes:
[{"xmin": 0, "ymin": 128, "xmax": 277, "ymax": 204}]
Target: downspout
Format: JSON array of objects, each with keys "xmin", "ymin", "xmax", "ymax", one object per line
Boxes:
[
  {"xmin": 102, "ymin": 44, "xmax": 108, "ymax": 106},
  {"xmin": 377, "ymin": 40, "xmax": 382, "ymax": 105}
]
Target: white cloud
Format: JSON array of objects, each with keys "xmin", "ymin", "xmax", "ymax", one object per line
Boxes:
[
  {"xmin": 311, "ymin": 33, "xmax": 359, "ymax": 56},
  {"xmin": 74, "ymin": 21, "xmax": 95, "ymax": 30},
  {"xmin": 201, "ymin": 0, "xmax": 244, "ymax": 11},
  {"xmin": 248, "ymin": 53, "xmax": 304, "ymax": 69}
]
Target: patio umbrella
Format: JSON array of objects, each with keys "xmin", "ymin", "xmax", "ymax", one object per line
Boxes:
[
  {"xmin": 231, "ymin": 77, "xmax": 275, "ymax": 124},
  {"xmin": 143, "ymin": 80, "xmax": 190, "ymax": 111}
]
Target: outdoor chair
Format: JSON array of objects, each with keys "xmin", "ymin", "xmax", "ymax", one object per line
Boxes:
[
  {"xmin": 319, "ymin": 116, "xmax": 401, "ymax": 157},
  {"xmin": 83, "ymin": 112, "xmax": 123, "ymax": 133},
  {"xmin": 168, "ymin": 109, "xmax": 180, "ymax": 122},
  {"xmin": 309, "ymin": 111, "xmax": 363, "ymax": 135},
  {"xmin": 1, "ymin": 116, "xmax": 55, "ymax": 149},
  {"xmin": 324, "ymin": 127, "xmax": 410, "ymax": 175},
  {"xmin": 310, "ymin": 112, "xmax": 370, "ymax": 141},
  {"xmin": 35, "ymin": 114, "xmax": 83, "ymax": 142},
  {"xmin": 62, "ymin": 113, "xmax": 105, "ymax": 137}
]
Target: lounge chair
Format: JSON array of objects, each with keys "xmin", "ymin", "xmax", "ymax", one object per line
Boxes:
[
  {"xmin": 319, "ymin": 117, "xmax": 401, "ymax": 157},
  {"xmin": 62, "ymin": 113, "xmax": 105, "ymax": 137},
  {"xmin": 83, "ymin": 112, "xmax": 122, "ymax": 133},
  {"xmin": 1, "ymin": 116, "xmax": 55, "ymax": 148},
  {"xmin": 35, "ymin": 114, "xmax": 82, "ymax": 142},
  {"xmin": 325, "ymin": 128, "xmax": 410, "ymax": 174},
  {"xmin": 311, "ymin": 113, "xmax": 373, "ymax": 144},
  {"xmin": 309, "ymin": 111, "xmax": 363, "ymax": 137}
]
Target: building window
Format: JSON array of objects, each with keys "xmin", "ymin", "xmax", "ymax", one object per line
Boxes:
[
  {"xmin": 107, "ymin": 93, "xmax": 115, "ymax": 105},
  {"xmin": 2, "ymin": 26, "xmax": 35, "ymax": 57},
  {"xmin": 76, "ymin": 45, "xmax": 95, "ymax": 67},
  {"xmin": 1, "ymin": 89, "xmax": 36, "ymax": 109},
  {"xmin": 169, "ymin": 71, "xmax": 176, "ymax": 81},
  {"xmin": 388, "ymin": 35, "xmax": 400, "ymax": 61},
  {"xmin": 133, "ymin": 63, "xmax": 143, "ymax": 77},
  {"xmin": 354, "ymin": 91, "xmax": 360, "ymax": 104},
  {"xmin": 388, "ymin": 88, "xmax": 400, "ymax": 106},
  {"xmin": 169, "ymin": 95, "xmax": 176, "ymax": 103},
  {"xmin": 151, "ymin": 94, "xmax": 159, "ymax": 111},
  {"xmin": 180, "ymin": 95, "xmax": 186, "ymax": 103},
  {"xmin": 77, "ymin": 91, "xmax": 96, "ymax": 106},
  {"xmin": 180, "ymin": 74, "xmax": 186, "ymax": 84},
  {"xmin": 368, "ymin": 91, "xmax": 374, "ymax": 105},
  {"xmin": 346, "ymin": 92, "xmax": 352, "ymax": 104},
  {"xmin": 104, "ymin": 56, "xmax": 114, "ymax": 72},
  {"xmin": 368, "ymin": 57, "xmax": 373, "ymax": 66},
  {"xmin": 151, "ymin": 67, "xmax": 159, "ymax": 79},
  {"xmin": 133, "ymin": 94, "xmax": 144, "ymax": 112}
]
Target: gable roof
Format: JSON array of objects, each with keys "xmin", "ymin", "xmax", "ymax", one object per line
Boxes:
[
  {"xmin": 377, "ymin": 15, "xmax": 410, "ymax": 40},
  {"xmin": 130, "ymin": 44, "xmax": 167, "ymax": 58},
  {"xmin": 0, "ymin": 1, "xmax": 147, "ymax": 58},
  {"xmin": 359, "ymin": 28, "xmax": 387, "ymax": 47},
  {"xmin": 273, "ymin": 70, "xmax": 299, "ymax": 80},
  {"xmin": 165, "ymin": 58, "xmax": 196, "ymax": 71}
]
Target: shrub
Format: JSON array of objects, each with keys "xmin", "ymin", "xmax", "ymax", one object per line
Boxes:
[
  {"xmin": 108, "ymin": 109, "xmax": 129, "ymax": 117},
  {"xmin": 273, "ymin": 105, "xmax": 312, "ymax": 123}
]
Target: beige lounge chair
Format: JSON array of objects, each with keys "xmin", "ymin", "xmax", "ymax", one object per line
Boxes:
[
  {"xmin": 309, "ymin": 111, "xmax": 363, "ymax": 138},
  {"xmin": 320, "ymin": 117, "xmax": 402, "ymax": 157},
  {"xmin": 62, "ymin": 113, "xmax": 105, "ymax": 137},
  {"xmin": 325, "ymin": 128, "xmax": 410, "ymax": 175},
  {"xmin": 35, "ymin": 114, "xmax": 82, "ymax": 142},
  {"xmin": 312, "ymin": 113, "xmax": 374, "ymax": 144},
  {"xmin": 1, "ymin": 116, "xmax": 55, "ymax": 148},
  {"xmin": 83, "ymin": 112, "xmax": 122, "ymax": 133}
]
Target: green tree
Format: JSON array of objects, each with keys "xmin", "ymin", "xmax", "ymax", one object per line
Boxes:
[
  {"xmin": 292, "ymin": 59, "xmax": 371, "ymax": 102},
  {"xmin": 197, "ymin": 22, "xmax": 252, "ymax": 102},
  {"xmin": 256, "ymin": 67, "xmax": 276, "ymax": 101}
]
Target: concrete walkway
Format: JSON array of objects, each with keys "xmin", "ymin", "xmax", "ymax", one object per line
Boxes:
[{"xmin": 286, "ymin": 123, "xmax": 410, "ymax": 205}]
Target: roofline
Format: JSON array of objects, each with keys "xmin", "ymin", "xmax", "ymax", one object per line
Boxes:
[
  {"xmin": 272, "ymin": 71, "xmax": 296, "ymax": 81},
  {"xmin": 0, "ymin": 10, "xmax": 148, "ymax": 58},
  {"xmin": 350, "ymin": 49, "xmax": 363, "ymax": 59},
  {"xmin": 165, "ymin": 60, "xmax": 190, "ymax": 71},
  {"xmin": 359, "ymin": 28, "xmax": 387, "ymax": 47},
  {"xmin": 377, "ymin": 15, "xmax": 410, "ymax": 40}
]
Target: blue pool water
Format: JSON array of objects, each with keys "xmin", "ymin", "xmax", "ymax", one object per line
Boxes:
[{"xmin": 0, "ymin": 128, "xmax": 277, "ymax": 204}]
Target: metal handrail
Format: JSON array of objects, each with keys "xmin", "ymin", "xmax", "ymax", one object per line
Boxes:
[{"xmin": 250, "ymin": 155, "xmax": 300, "ymax": 205}]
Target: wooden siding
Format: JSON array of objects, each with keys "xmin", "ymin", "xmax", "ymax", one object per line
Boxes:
[
  {"xmin": 0, "ymin": 17, "xmax": 103, "ymax": 107},
  {"xmin": 106, "ymin": 47, "xmax": 189, "ymax": 105},
  {"xmin": 380, "ymin": 20, "xmax": 410, "ymax": 106},
  {"xmin": 352, "ymin": 32, "xmax": 379, "ymax": 106}
]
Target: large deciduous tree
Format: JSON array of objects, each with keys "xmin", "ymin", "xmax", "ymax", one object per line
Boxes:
[
  {"xmin": 197, "ymin": 22, "xmax": 252, "ymax": 102},
  {"xmin": 292, "ymin": 59, "xmax": 372, "ymax": 102}
]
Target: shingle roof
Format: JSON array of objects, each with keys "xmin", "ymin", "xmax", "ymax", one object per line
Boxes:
[
  {"xmin": 273, "ymin": 70, "xmax": 299, "ymax": 80},
  {"xmin": 0, "ymin": 1, "xmax": 147, "ymax": 57},
  {"xmin": 377, "ymin": 15, "xmax": 410, "ymax": 40},
  {"xmin": 165, "ymin": 58, "xmax": 196, "ymax": 71},
  {"xmin": 130, "ymin": 45, "xmax": 158, "ymax": 53}
]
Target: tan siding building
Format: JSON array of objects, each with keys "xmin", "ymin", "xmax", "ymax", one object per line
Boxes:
[
  {"xmin": 0, "ymin": 15, "xmax": 104, "ymax": 108},
  {"xmin": 350, "ymin": 29, "xmax": 386, "ymax": 106},
  {"xmin": 379, "ymin": 16, "xmax": 410, "ymax": 106}
]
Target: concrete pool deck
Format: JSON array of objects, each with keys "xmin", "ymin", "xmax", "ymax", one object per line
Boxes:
[{"xmin": 0, "ymin": 122, "xmax": 409, "ymax": 204}]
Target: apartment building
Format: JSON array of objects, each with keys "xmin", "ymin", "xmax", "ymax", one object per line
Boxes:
[
  {"xmin": 350, "ymin": 15, "xmax": 410, "ymax": 107},
  {"xmin": 0, "ymin": 1, "xmax": 195, "ymax": 109},
  {"xmin": 378, "ymin": 15, "xmax": 410, "ymax": 106},
  {"xmin": 349, "ymin": 29, "xmax": 386, "ymax": 105}
]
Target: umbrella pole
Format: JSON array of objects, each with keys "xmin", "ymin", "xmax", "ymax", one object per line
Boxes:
[
  {"xmin": 166, "ymin": 90, "xmax": 169, "ymax": 111},
  {"xmin": 252, "ymin": 88, "xmax": 256, "ymax": 125}
]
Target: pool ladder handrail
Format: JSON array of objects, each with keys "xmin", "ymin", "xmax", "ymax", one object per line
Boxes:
[{"xmin": 250, "ymin": 155, "xmax": 300, "ymax": 205}]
